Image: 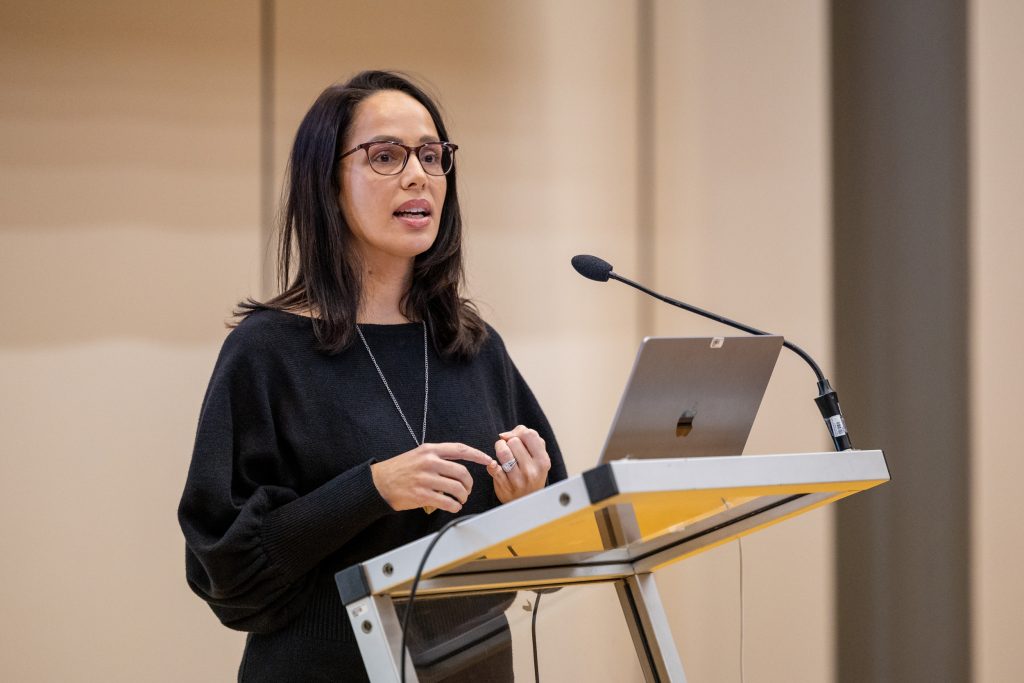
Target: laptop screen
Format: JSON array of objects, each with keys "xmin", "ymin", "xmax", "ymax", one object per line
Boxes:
[{"xmin": 598, "ymin": 335, "xmax": 783, "ymax": 463}]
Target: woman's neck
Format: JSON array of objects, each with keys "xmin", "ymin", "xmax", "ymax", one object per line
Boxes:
[{"xmin": 357, "ymin": 256, "xmax": 415, "ymax": 324}]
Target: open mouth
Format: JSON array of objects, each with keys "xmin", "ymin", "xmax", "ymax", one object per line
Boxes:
[{"xmin": 393, "ymin": 208, "xmax": 430, "ymax": 218}]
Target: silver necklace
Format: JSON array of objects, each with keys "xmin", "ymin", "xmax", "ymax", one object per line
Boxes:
[{"xmin": 356, "ymin": 321, "xmax": 428, "ymax": 447}]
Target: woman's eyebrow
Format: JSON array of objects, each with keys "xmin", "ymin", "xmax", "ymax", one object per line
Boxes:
[{"xmin": 363, "ymin": 134, "xmax": 441, "ymax": 144}]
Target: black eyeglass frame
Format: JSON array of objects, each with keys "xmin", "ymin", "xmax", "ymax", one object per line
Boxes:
[{"xmin": 338, "ymin": 141, "xmax": 459, "ymax": 176}]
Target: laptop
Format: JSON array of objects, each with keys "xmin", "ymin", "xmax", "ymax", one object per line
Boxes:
[{"xmin": 598, "ymin": 335, "xmax": 783, "ymax": 463}]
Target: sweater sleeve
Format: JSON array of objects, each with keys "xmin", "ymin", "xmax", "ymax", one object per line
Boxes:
[{"xmin": 177, "ymin": 327, "xmax": 393, "ymax": 633}]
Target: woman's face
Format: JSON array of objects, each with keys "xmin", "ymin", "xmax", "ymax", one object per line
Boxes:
[{"xmin": 338, "ymin": 90, "xmax": 447, "ymax": 271}]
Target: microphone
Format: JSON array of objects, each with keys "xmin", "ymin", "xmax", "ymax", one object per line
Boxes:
[
  {"xmin": 572, "ymin": 254, "xmax": 853, "ymax": 451},
  {"xmin": 571, "ymin": 254, "xmax": 613, "ymax": 282}
]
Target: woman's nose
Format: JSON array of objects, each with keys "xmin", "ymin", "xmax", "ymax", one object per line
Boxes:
[{"xmin": 400, "ymin": 153, "xmax": 429, "ymax": 187}]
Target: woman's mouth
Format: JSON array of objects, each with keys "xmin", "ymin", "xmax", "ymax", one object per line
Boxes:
[
  {"xmin": 394, "ymin": 208, "xmax": 429, "ymax": 218},
  {"xmin": 393, "ymin": 200, "xmax": 433, "ymax": 228}
]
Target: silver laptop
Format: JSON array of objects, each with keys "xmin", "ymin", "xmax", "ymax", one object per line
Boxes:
[{"xmin": 598, "ymin": 336, "xmax": 783, "ymax": 463}]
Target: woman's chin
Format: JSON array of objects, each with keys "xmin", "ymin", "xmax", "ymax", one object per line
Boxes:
[
  {"xmin": 402, "ymin": 230, "xmax": 439, "ymax": 257},
  {"xmin": 369, "ymin": 239, "xmax": 438, "ymax": 264}
]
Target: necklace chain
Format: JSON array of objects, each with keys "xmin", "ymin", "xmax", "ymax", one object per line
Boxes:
[{"xmin": 356, "ymin": 322, "xmax": 428, "ymax": 447}]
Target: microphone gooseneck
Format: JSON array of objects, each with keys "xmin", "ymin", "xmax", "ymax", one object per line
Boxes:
[{"xmin": 572, "ymin": 254, "xmax": 852, "ymax": 451}]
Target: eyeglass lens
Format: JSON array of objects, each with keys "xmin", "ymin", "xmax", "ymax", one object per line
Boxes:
[{"xmin": 366, "ymin": 143, "xmax": 453, "ymax": 176}]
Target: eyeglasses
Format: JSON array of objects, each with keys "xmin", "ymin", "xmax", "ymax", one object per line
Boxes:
[{"xmin": 339, "ymin": 141, "xmax": 458, "ymax": 176}]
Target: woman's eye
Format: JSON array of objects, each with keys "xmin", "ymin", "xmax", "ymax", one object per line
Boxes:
[{"xmin": 368, "ymin": 143, "xmax": 405, "ymax": 167}]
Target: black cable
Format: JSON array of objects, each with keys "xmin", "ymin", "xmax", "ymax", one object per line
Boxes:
[
  {"xmin": 400, "ymin": 514, "xmax": 478, "ymax": 683},
  {"xmin": 531, "ymin": 591, "xmax": 542, "ymax": 683},
  {"xmin": 738, "ymin": 537, "xmax": 745, "ymax": 683},
  {"xmin": 607, "ymin": 270, "xmax": 853, "ymax": 450},
  {"xmin": 608, "ymin": 272, "xmax": 826, "ymax": 382},
  {"xmin": 574, "ymin": 254, "xmax": 854, "ymax": 449}
]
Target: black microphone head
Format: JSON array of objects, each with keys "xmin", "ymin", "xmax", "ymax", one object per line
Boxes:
[{"xmin": 571, "ymin": 254, "xmax": 613, "ymax": 282}]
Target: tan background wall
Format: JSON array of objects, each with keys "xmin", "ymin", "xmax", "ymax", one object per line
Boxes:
[
  {"xmin": 4, "ymin": 0, "xmax": 1017, "ymax": 681},
  {"xmin": 650, "ymin": 3, "xmax": 834, "ymax": 681},
  {"xmin": 0, "ymin": 2, "xmax": 261, "ymax": 681},
  {"xmin": 970, "ymin": 0, "xmax": 1024, "ymax": 680}
]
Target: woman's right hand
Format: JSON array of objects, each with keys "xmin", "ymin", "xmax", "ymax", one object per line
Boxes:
[{"xmin": 370, "ymin": 442, "xmax": 494, "ymax": 514}]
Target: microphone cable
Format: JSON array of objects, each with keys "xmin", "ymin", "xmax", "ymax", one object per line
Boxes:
[
  {"xmin": 400, "ymin": 513, "xmax": 478, "ymax": 683},
  {"xmin": 737, "ymin": 535, "xmax": 745, "ymax": 683},
  {"xmin": 531, "ymin": 591, "xmax": 543, "ymax": 682},
  {"xmin": 571, "ymin": 254, "xmax": 853, "ymax": 452},
  {"xmin": 722, "ymin": 497, "xmax": 746, "ymax": 683}
]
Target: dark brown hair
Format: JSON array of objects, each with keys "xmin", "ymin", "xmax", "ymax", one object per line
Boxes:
[{"xmin": 236, "ymin": 70, "xmax": 487, "ymax": 359}]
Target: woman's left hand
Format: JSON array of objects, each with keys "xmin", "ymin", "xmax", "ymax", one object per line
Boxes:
[{"xmin": 487, "ymin": 425, "xmax": 552, "ymax": 504}]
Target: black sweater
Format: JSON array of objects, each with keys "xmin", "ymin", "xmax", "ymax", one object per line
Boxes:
[{"xmin": 178, "ymin": 309, "xmax": 567, "ymax": 679}]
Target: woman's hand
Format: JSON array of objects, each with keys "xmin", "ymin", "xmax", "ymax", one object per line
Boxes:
[
  {"xmin": 371, "ymin": 442, "xmax": 494, "ymax": 514},
  {"xmin": 487, "ymin": 425, "xmax": 552, "ymax": 504}
]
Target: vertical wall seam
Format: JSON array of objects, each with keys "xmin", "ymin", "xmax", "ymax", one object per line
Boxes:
[
  {"xmin": 636, "ymin": 0, "xmax": 655, "ymax": 337},
  {"xmin": 259, "ymin": 0, "xmax": 275, "ymax": 298}
]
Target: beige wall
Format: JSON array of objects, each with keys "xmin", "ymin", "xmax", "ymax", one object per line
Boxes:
[
  {"xmin": 0, "ymin": 2, "xmax": 259, "ymax": 681},
  {"xmin": 970, "ymin": 0, "xmax": 1024, "ymax": 680},
  {"xmin": 651, "ymin": 2, "xmax": 833, "ymax": 681},
  {"xmin": 1, "ymin": 1, "xmax": 839, "ymax": 681}
]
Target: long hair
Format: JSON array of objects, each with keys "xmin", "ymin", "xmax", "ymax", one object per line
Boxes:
[{"xmin": 236, "ymin": 70, "xmax": 487, "ymax": 359}]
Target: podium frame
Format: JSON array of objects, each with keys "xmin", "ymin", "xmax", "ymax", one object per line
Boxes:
[{"xmin": 336, "ymin": 450, "xmax": 889, "ymax": 682}]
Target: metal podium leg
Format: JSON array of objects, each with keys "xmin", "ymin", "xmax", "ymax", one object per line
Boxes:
[
  {"xmin": 615, "ymin": 574, "xmax": 688, "ymax": 683},
  {"xmin": 348, "ymin": 594, "xmax": 419, "ymax": 683},
  {"xmin": 597, "ymin": 504, "xmax": 688, "ymax": 683}
]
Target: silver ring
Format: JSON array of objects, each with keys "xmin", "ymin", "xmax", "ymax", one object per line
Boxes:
[{"xmin": 501, "ymin": 458, "xmax": 518, "ymax": 473}]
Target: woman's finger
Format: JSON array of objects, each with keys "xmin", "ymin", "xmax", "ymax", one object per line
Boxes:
[
  {"xmin": 495, "ymin": 438, "xmax": 525, "ymax": 487},
  {"xmin": 425, "ymin": 488, "xmax": 462, "ymax": 514},
  {"xmin": 488, "ymin": 443, "xmax": 508, "ymax": 483},
  {"xmin": 434, "ymin": 458, "xmax": 474, "ymax": 494},
  {"xmin": 426, "ymin": 472, "xmax": 470, "ymax": 505},
  {"xmin": 517, "ymin": 428, "xmax": 551, "ymax": 471},
  {"xmin": 503, "ymin": 436, "xmax": 535, "ymax": 486},
  {"xmin": 429, "ymin": 442, "xmax": 494, "ymax": 468},
  {"xmin": 499, "ymin": 425, "xmax": 528, "ymax": 441}
]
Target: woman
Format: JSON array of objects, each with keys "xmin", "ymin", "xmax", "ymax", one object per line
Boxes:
[{"xmin": 178, "ymin": 70, "xmax": 567, "ymax": 681}]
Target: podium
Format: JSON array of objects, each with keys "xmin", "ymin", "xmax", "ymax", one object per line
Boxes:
[{"xmin": 336, "ymin": 450, "xmax": 889, "ymax": 682}]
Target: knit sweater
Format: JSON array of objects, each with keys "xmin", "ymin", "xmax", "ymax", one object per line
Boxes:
[{"xmin": 178, "ymin": 309, "xmax": 567, "ymax": 680}]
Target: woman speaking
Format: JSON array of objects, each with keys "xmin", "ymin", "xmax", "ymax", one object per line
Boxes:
[{"xmin": 178, "ymin": 71, "xmax": 567, "ymax": 681}]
